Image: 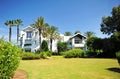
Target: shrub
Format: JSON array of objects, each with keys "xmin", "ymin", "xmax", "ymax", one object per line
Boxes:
[
  {"xmin": 40, "ymin": 52, "xmax": 47, "ymax": 59},
  {"xmin": 46, "ymin": 51, "xmax": 52, "ymax": 57},
  {"xmin": 21, "ymin": 52, "xmax": 40, "ymax": 60},
  {"xmin": 0, "ymin": 39, "xmax": 21, "ymax": 79},
  {"xmin": 116, "ymin": 51, "xmax": 120, "ymax": 65},
  {"xmin": 63, "ymin": 49, "xmax": 83, "ymax": 58},
  {"xmin": 40, "ymin": 51, "xmax": 52, "ymax": 59}
]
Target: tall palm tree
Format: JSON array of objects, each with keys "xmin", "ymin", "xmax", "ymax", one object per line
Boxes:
[
  {"xmin": 33, "ymin": 17, "xmax": 46, "ymax": 49},
  {"xmin": 5, "ymin": 20, "xmax": 16, "ymax": 42},
  {"xmin": 84, "ymin": 31, "xmax": 95, "ymax": 39},
  {"xmin": 15, "ymin": 19, "xmax": 23, "ymax": 44},
  {"xmin": 45, "ymin": 26, "xmax": 60, "ymax": 51}
]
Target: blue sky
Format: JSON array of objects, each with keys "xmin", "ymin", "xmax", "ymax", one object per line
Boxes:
[{"xmin": 0, "ymin": 0, "xmax": 120, "ymax": 42}]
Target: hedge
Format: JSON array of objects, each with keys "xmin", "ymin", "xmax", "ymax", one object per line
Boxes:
[{"xmin": 62, "ymin": 48, "xmax": 84, "ymax": 58}]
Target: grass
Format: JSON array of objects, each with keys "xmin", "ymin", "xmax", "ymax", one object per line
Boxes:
[{"xmin": 18, "ymin": 56, "xmax": 120, "ymax": 79}]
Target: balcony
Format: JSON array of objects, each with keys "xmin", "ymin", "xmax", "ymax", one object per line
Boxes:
[
  {"xmin": 25, "ymin": 39, "xmax": 32, "ymax": 44},
  {"xmin": 73, "ymin": 43, "xmax": 85, "ymax": 48}
]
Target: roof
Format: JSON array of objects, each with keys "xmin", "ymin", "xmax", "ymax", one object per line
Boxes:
[
  {"xmin": 23, "ymin": 26, "xmax": 36, "ymax": 31},
  {"xmin": 70, "ymin": 33, "xmax": 86, "ymax": 39}
]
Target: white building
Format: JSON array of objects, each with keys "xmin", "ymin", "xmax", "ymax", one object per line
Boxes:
[{"xmin": 19, "ymin": 26, "xmax": 87, "ymax": 52}]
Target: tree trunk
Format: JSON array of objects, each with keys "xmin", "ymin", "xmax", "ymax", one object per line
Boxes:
[
  {"xmin": 50, "ymin": 38, "xmax": 52, "ymax": 51},
  {"xmin": 9, "ymin": 26, "xmax": 12, "ymax": 42},
  {"xmin": 17, "ymin": 25, "xmax": 19, "ymax": 44}
]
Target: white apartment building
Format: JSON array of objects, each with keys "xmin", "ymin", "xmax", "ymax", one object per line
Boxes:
[{"xmin": 19, "ymin": 26, "xmax": 87, "ymax": 52}]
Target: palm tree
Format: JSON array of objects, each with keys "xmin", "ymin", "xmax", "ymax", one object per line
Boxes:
[
  {"xmin": 75, "ymin": 30, "xmax": 81, "ymax": 34},
  {"xmin": 45, "ymin": 26, "xmax": 60, "ymax": 51},
  {"xmin": 15, "ymin": 19, "xmax": 23, "ymax": 44},
  {"xmin": 5, "ymin": 20, "xmax": 16, "ymax": 42},
  {"xmin": 64, "ymin": 32, "xmax": 72, "ymax": 36},
  {"xmin": 84, "ymin": 31, "xmax": 95, "ymax": 39},
  {"xmin": 33, "ymin": 17, "xmax": 46, "ymax": 49}
]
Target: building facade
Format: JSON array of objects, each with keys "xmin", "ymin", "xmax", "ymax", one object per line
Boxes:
[{"xmin": 19, "ymin": 26, "xmax": 87, "ymax": 52}]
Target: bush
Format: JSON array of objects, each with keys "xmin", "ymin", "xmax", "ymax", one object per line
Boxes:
[
  {"xmin": 21, "ymin": 52, "xmax": 40, "ymax": 60},
  {"xmin": 63, "ymin": 49, "xmax": 83, "ymax": 58},
  {"xmin": 40, "ymin": 52, "xmax": 47, "ymax": 59},
  {"xmin": 40, "ymin": 51, "xmax": 52, "ymax": 59},
  {"xmin": 116, "ymin": 51, "xmax": 120, "ymax": 65},
  {"xmin": 0, "ymin": 39, "xmax": 21, "ymax": 79},
  {"xmin": 46, "ymin": 51, "xmax": 52, "ymax": 57}
]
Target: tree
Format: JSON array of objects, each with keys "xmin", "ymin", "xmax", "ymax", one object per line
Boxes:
[
  {"xmin": 84, "ymin": 31, "xmax": 95, "ymax": 39},
  {"xmin": 64, "ymin": 32, "xmax": 72, "ymax": 36},
  {"xmin": 100, "ymin": 5, "xmax": 120, "ymax": 57},
  {"xmin": 33, "ymin": 17, "xmax": 46, "ymax": 50},
  {"xmin": 5, "ymin": 20, "xmax": 16, "ymax": 42},
  {"xmin": 100, "ymin": 5, "xmax": 120, "ymax": 35},
  {"xmin": 41, "ymin": 40, "xmax": 49, "ymax": 51},
  {"xmin": 74, "ymin": 30, "xmax": 81, "ymax": 34},
  {"xmin": 15, "ymin": 19, "xmax": 23, "ymax": 44},
  {"xmin": 45, "ymin": 26, "xmax": 60, "ymax": 51}
]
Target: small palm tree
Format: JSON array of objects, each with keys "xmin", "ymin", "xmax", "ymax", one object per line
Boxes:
[
  {"xmin": 84, "ymin": 31, "xmax": 95, "ymax": 39},
  {"xmin": 75, "ymin": 30, "xmax": 81, "ymax": 34},
  {"xmin": 5, "ymin": 20, "xmax": 16, "ymax": 42},
  {"xmin": 15, "ymin": 19, "xmax": 23, "ymax": 44},
  {"xmin": 45, "ymin": 26, "xmax": 60, "ymax": 51},
  {"xmin": 64, "ymin": 32, "xmax": 72, "ymax": 36},
  {"xmin": 33, "ymin": 17, "xmax": 46, "ymax": 50}
]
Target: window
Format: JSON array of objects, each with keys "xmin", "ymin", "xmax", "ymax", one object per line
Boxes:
[
  {"xmin": 26, "ymin": 31, "xmax": 32, "ymax": 38},
  {"xmin": 74, "ymin": 37, "xmax": 82, "ymax": 44},
  {"xmin": 24, "ymin": 44, "xmax": 32, "ymax": 46}
]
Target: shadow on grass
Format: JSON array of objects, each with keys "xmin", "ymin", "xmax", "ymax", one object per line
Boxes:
[{"xmin": 107, "ymin": 67, "xmax": 120, "ymax": 73}]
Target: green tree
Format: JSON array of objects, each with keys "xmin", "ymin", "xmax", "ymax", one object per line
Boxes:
[
  {"xmin": 57, "ymin": 41, "xmax": 67, "ymax": 54},
  {"xmin": 5, "ymin": 20, "xmax": 16, "ymax": 42},
  {"xmin": 33, "ymin": 17, "xmax": 47, "ymax": 50},
  {"xmin": 15, "ymin": 19, "xmax": 23, "ymax": 44},
  {"xmin": 84, "ymin": 31, "xmax": 95, "ymax": 39},
  {"xmin": 41, "ymin": 40, "xmax": 49, "ymax": 51},
  {"xmin": 100, "ymin": 5, "xmax": 120, "ymax": 58},
  {"xmin": 64, "ymin": 32, "xmax": 72, "ymax": 36},
  {"xmin": 100, "ymin": 5, "xmax": 120, "ymax": 35},
  {"xmin": 86, "ymin": 37, "xmax": 102, "ymax": 56}
]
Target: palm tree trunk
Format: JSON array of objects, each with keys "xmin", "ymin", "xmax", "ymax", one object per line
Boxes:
[
  {"xmin": 50, "ymin": 38, "xmax": 52, "ymax": 51},
  {"xmin": 39, "ymin": 30, "xmax": 42, "ymax": 50},
  {"xmin": 17, "ymin": 25, "xmax": 19, "ymax": 44},
  {"xmin": 9, "ymin": 26, "xmax": 12, "ymax": 42}
]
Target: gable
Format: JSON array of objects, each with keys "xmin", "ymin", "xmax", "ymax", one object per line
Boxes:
[
  {"xmin": 23, "ymin": 26, "xmax": 36, "ymax": 31},
  {"xmin": 70, "ymin": 33, "xmax": 86, "ymax": 39}
]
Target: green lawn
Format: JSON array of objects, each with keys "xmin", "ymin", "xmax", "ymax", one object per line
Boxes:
[{"xmin": 18, "ymin": 56, "xmax": 120, "ymax": 79}]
